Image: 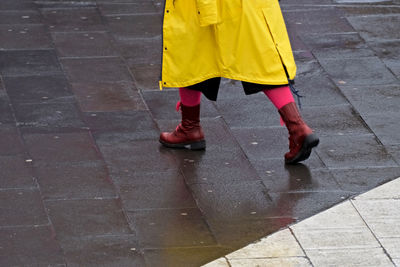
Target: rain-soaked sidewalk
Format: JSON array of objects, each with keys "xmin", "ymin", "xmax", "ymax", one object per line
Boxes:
[{"xmin": 0, "ymin": 0, "xmax": 399, "ymax": 266}]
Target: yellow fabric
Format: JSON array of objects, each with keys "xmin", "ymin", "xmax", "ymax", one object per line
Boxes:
[{"xmin": 161, "ymin": 0, "xmax": 296, "ymax": 89}]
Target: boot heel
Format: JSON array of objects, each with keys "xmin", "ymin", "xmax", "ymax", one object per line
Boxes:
[
  {"xmin": 305, "ymin": 134, "xmax": 319, "ymax": 148},
  {"xmin": 187, "ymin": 140, "xmax": 206, "ymax": 150}
]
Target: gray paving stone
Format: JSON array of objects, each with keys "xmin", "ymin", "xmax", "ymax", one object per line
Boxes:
[
  {"xmin": 127, "ymin": 208, "xmax": 216, "ymax": 248},
  {"xmin": 115, "ymin": 36, "xmax": 162, "ymax": 65},
  {"xmin": 387, "ymin": 145, "xmax": 400, "ymax": 165},
  {"xmin": 301, "ymin": 33, "xmax": 375, "ymax": 59},
  {"xmin": 0, "ymin": 0, "xmax": 36, "ymax": 11},
  {"xmin": 190, "ymin": 182, "xmax": 274, "ymax": 221},
  {"xmin": 363, "ymin": 112, "xmax": 400, "ymax": 146},
  {"xmin": 0, "ymin": 50, "xmax": 62, "ymax": 77},
  {"xmin": 13, "ymin": 102, "xmax": 86, "ymax": 132},
  {"xmin": 0, "ymin": 10, "xmax": 42, "ymax": 24},
  {"xmin": 0, "ymin": 95, "xmax": 15, "ymax": 124},
  {"xmin": 71, "ymin": 82, "xmax": 146, "ymax": 112},
  {"xmin": 109, "ymin": 169, "xmax": 181, "ymax": 186},
  {"xmin": 0, "ymin": 155, "xmax": 35, "ymax": 189},
  {"xmin": 0, "ymin": 24, "xmax": 52, "ymax": 50},
  {"xmin": 52, "ymin": 32, "xmax": 118, "ymax": 57},
  {"xmin": 106, "ymin": 14, "xmax": 162, "ymax": 39},
  {"xmin": 347, "ymin": 15, "xmax": 400, "ymax": 42},
  {"xmin": 379, "ymin": 238, "xmax": 400, "ymax": 259},
  {"xmin": 229, "ymin": 257, "xmax": 312, "ymax": 267},
  {"xmin": 331, "ymin": 167, "xmax": 400, "ymax": 193},
  {"xmin": 40, "ymin": 8, "xmax": 105, "ymax": 32},
  {"xmin": 46, "ymin": 198, "xmax": 132, "ymax": 241},
  {"xmin": 318, "ymin": 57, "xmax": 398, "ymax": 86},
  {"xmin": 61, "ymin": 57, "xmax": 133, "ymax": 83},
  {"xmin": 368, "ymin": 40, "xmax": 400, "ymax": 77},
  {"xmin": 23, "ymin": 132, "xmax": 101, "ymax": 165},
  {"xmin": 99, "ymin": 3, "xmax": 157, "ymax": 15},
  {"xmin": 340, "ymin": 84, "xmax": 400, "ymax": 114},
  {"xmin": 129, "ymin": 63, "xmax": 161, "ymax": 90},
  {"xmin": 0, "ymin": 125, "xmax": 25, "ymax": 156},
  {"xmin": 316, "ymin": 134, "xmax": 397, "ymax": 168},
  {"xmin": 35, "ymin": 161, "xmax": 117, "ymax": 200},
  {"xmin": 0, "ymin": 189, "xmax": 49, "ymax": 227},
  {"xmin": 144, "ymin": 247, "xmax": 232, "ymax": 267},
  {"xmin": 61, "ymin": 235, "xmax": 145, "ymax": 267},
  {"xmin": 0, "ymin": 226, "xmax": 64, "ymax": 266},
  {"xmin": 302, "ymin": 104, "xmax": 371, "ymax": 136},
  {"xmin": 3, "ymin": 74, "xmax": 74, "ymax": 104},
  {"xmin": 338, "ymin": 5, "xmax": 400, "ymax": 16}
]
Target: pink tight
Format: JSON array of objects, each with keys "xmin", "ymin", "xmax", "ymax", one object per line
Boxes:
[{"xmin": 179, "ymin": 85, "xmax": 294, "ymax": 110}]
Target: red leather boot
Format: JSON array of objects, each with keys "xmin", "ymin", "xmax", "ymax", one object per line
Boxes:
[
  {"xmin": 159, "ymin": 103, "xmax": 206, "ymax": 150},
  {"xmin": 279, "ymin": 102, "xmax": 319, "ymax": 164}
]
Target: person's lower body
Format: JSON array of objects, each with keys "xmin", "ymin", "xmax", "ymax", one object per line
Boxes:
[{"xmin": 159, "ymin": 84, "xmax": 319, "ymax": 164}]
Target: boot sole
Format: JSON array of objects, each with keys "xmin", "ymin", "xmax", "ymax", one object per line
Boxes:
[
  {"xmin": 285, "ymin": 134, "xmax": 319, "ymax": 164},
  {"xmin": 159, "ymin": 139, "xmax": 206, "ymax": 150}
]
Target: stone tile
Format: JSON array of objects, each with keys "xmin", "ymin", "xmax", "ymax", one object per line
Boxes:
[
  {"xmin": 13, "ymin": 102, "xmax": 86, "ymax": 132},
  {"xmin": 84, "ymin": 110, "xmax": 158, "ymax": 134},
  {"xmin": 143, "ymin": 89, "xmax": 219, "ymax": 120},
  {"xmin": 35, "ymin": 161, "xmax": 117, "ymax": 200},
  {"xmin": 115, "ymin": 35, "xmax": 162, "ymax": 65},
  {"xmin": 0, "ymin": 10, "xmax": 42, "ymax": 24},
  {"xmin": 0, "ymin": 125, "xmax": 25, "ymax": 156},
  {"xmin": 106, "ymin": 14, "xmax": 162, "ymax": 38},
  {"xmin": 203, "ymin": 258, "xmax": 230, "ymax": 267},
  {"xmin": 284, "ymin": 8, "xmax": 355, "ymax": 34},
  {"xmin": 379, "ymin": 237, "xmax": 400, "ymax": 259},
  {"xmin": 46, "ymin": 198, "xmax": 132, "ymax": 241},
  {"xmin": 145, "ymin": 247, "xmax": 232, "ymax": 267},
  {"xmin": 0, "ymin": 95, "xmax": 15, "ymax": 124},
  {"xmin": 293, "ymin": 227, "xmax": 379, "ymax": 250},
  {"xmin": 127, "ymin": 208, "xmax": 216, "ymax": 248},
  {"xmin": 0, "ymin": 189, "xmax": 48, "ymax": 227},
  {"xmin": 52, "ymin": 32, "xmax": 118, "ymax": 58},
  {"xmin": 0, "ymin": 24, "xmax": 52, "ymax": 50},
  {"xmin": 394, "ymin": 259, "xmax": 400, "ymax": 266},
  {"xmin": 98, "ymin": 3, "xmax": 158, "ymax": 15},
  {"xmin": 387, "ymin": 145, "xmax": 400, "ymax": 165},
  {"xmin": 0, "ymin": 155, "xmax": 35, "ymax": 189},
  {"xmin": 305, "ymin": 248, "xmax": 393, "ymax": 267},
  {"xmin": 302, "ymin": 104, "xmax": 370, "ymax": 136},
  {"xmin": 368, "ymin": 40, "xmax": 400, "ymax": 77},
  {"xmin": 253, "ymin": 161, "xmax": 340, "ymax": 193},
  {"xmin": 0, "ymin": 226, "xmax": 64, "ymax": 266},
  {"xmin": 110, "ymin": 169, "xmax": 182, "ymax": 186},
  {"xmin": 316, "ymin": 134, "xmax": 397, "ymax": 168},
  {"xmin": 228, "ymin": 257, "xmax": 312, "ymax": 267},
  {"xmin": 24, "ymin": 132, "xmax": 101, "ymax": 164},
  {"xmin": 331, "ymin": 167, "xmax": 400, "ymax": 193},
  {"xmin": 347, "ymin": 15, "xmax": 400, "ymax": 42},
  {"xmin": 98, "ymin": 140, "xmax": 179, "ymax": 173},
  {"xmin": 36, "ymin": 1, "xmax": 96, "ymax": 9},
  {"xmin": 301, "ymin": 33, "xmax": 375, "ymax": 59},
  {"xmin": 0, "ymin": 1, "xmax": 36, "ymax": 11},
  {"xmin": 41, "ymin": 8, "xmax": 105, "ymax": 32},
  {"xmin": 340, "ymin": 84, "xmax": 400, "ymax": 114},
  {"xmin": 293, "ymin": 201, "xmax": 366, "ymax": 229},
  {"xmin": 208, "ymin": 218, "xmax": 289, "ymax": 250},
  {"xmin": 352, "ymin": 199, "xmax": 400, "ymax": 238},
  {"xmin": 0, "ymin": 50, "xmax": 62, "ymax": 77},
  {"xmin": 129, "ymin": 63, "xmax": 161, "ymax": 90},
  {"xmin": 118, "ymin": 178, "xmax": 197, "ymax": 210},
  {"xmin": 190, "ymin": 182, "xmax": 274, "ymax": 221},
  {"xmin": 3, "ymin": 74, "xmax": 74, "ymax": 104},
  {"xmin": 180, "ymin": 152, "xmax": 261, "ymax": 185},
  {"xmin": 363, "ymin": 112, "xmax": 400, "ymax": 146},
  {"xmin": 215, "ymin": 96, "xmax": 280, "ymax": 128},
  {"xmin": 293, "ymin": 61, "xmax": 349, "ymax": 107},
  {"xmin": 227, "ymin": 228, "xmax": 304, "ymax": 259},
  {"xmin": 269, "ymin": 191, "xmax": 353, "ymax": 220},
  {"xmin": 61, "ymin": 57, "xmax": 132, "ymax": 83},
  {"xmin": 338, "ymin": 5, "xmax": 400, "ymax": 16},
  {"xmin": 61, "ymin": 235, "xmax": 145, "ymax": 267},
  {"xmin": 71, "ymin": 82, "xmax": 145, "ymax": 112},
  {"xmin": 318, "ymin": 57, "xmax": 398, "ymax": 86},
  {"xmin": 355, "ymin": 176, "xmax": 400, "ymax": 200}
]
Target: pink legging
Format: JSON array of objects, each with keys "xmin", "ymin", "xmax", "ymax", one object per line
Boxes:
[{"xmin": 179, "ymin": 86, "xmax": 294, "ymax": 109}]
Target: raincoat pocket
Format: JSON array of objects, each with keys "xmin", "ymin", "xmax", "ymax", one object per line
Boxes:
[{"xmin": 196, "ymin": 0, "xmax": 218, "ymax": 26}]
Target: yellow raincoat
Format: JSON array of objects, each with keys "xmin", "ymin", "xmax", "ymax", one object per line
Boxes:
[{"xmin": 160, "ymin": 0, "xmax": 296, "ymax": 89}]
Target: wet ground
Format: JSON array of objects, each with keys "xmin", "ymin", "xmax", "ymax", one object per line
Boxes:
[{"xmin": 0, "ymin": 0, "xmax": 399, "ymax": 266}]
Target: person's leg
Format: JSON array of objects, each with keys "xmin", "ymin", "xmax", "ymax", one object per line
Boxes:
[
  {"xmin": 263, "ymin": 86, "xmax": 319, "ymax": 164},
  {"xmin": 159, "ymin": 88, "xmax": 205, "ymax": 150}
]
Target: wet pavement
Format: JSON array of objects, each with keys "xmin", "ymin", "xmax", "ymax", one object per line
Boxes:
[{"xmin": 0, "ymin": 0, "xmax": 399, "ymax": 266}]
